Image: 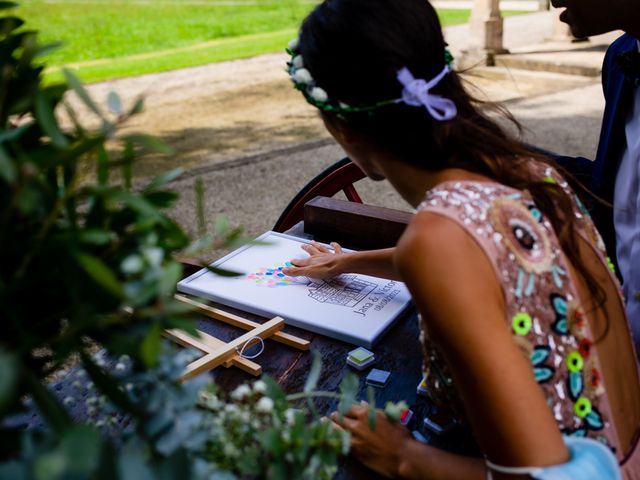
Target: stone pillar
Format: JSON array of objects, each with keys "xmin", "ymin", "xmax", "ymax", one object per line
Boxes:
[{"xmin": 466, "ymin": 0, "xmax": 508, "ymax": 65}]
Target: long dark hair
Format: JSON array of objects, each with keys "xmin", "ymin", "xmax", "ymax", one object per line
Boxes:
[{"xmin": 298, "ymin": 0, "xmax": 606, "ymax": 320}]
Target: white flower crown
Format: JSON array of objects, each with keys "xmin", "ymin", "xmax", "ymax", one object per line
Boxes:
[{"xmin": 286, "ymin": 37, "xmax": 457, "ymax": 121}]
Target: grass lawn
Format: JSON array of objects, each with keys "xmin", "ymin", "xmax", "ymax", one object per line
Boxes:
[{"xmin": 16, "ymin": 1, "xmax": 520, "ymax": 84}]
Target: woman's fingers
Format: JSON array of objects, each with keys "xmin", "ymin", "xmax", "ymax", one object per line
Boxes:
[
  {"xmin": 290, "ymin": 257, "xmax": 310, "ymax": 267},
  {"xmin": 282, "ymin": 242, "xmax": 345, "ymax": 278},
  {"xmin": 327, "ymin": 418, "xmax": 346, "ymax": 432},
  {"xmin": 282, "ymin": 257, "xmax": 307, "ymax": 275},
  {"xmin": 330, "ymin": 411, "xmax": 360, "ymax": 431},
  {"xmin": 282, "ymin": 265, "xmax": 301, "ymax": 276},
  {"xmin": 335, "ymin": 404, "xmax": 369, "ymax": 422},
  {"xmin": 302, "ymin": 242, "xmax": 329, "ymax": 255},
  {"xmin": 302, "ymin": 241, "xmax": 342, "ymax": 256}
]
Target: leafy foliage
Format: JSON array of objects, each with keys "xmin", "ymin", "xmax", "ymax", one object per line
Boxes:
[
  {"xmin": 201, "ymin": 368, "xmax": 351, "ymax": 480},
  {"xmin": 0, "ymin": 1, "xmax": 198, "ymax": 428},
  {"xmin": 0, "ymin": 6, "xmax": 370, "ymax": 479},
  {"xmin": 0, "ymin": 3, "xmax": 227, "ymax": 475}
]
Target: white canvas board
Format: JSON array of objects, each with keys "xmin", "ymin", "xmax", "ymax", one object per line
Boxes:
[{"xmin": 177, "ymin": 231, "xmax": 413, "ymax": 348}]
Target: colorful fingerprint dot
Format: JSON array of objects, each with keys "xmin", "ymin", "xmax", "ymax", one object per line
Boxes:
[{"xmin": 246, "ymin": 263, "xmax": 306, "ymax": 288}]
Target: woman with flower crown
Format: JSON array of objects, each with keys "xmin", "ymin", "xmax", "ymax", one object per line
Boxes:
[{"xmin": 281, "ymin": 0, "xmax": 640, "ymax": 478}]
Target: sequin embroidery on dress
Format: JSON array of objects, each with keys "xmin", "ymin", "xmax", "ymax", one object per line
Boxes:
[{"xmin": 415, "ymin": 166, "xmax": 618, "ymax": 452}]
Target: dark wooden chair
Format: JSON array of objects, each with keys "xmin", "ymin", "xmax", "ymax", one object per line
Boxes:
[
  {"xmin": 272, "ymin": 157, "xmax": 366, "ymax": 233},
  {"xmin": 273, "ymin": 156, "xmax": 413, "ymax": 250}
]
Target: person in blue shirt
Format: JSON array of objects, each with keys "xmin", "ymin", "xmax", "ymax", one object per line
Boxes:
[{"xmin": 551, "ymin": 0, "xmax": 640, "ymax": 353}]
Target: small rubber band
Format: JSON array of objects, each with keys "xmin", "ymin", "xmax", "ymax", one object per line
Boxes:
[{"xmin": 236, "ymin": 336, "xmax": 265, "ymax": 359}]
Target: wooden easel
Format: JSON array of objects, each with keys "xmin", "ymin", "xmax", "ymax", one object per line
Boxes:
[{"xmin": 165, "ymin": 294, "xmax": 310, "ymax": 380}]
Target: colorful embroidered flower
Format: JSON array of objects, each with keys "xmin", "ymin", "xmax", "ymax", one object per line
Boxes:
[
  {"xmin": 578, "ymin": 338, "xmax": 592, "ymax": 359},
  {"xmin": 550, "ymin": 294, "xmax": 569, "ymax": 335},
  {"xmin": 512, "ymin": 312, "xmax": 533, "ymax": 335},
  {"xmin": 606, "ymin": 257, "xmax": 616, "ymax": 274},
  {"xmin": 531, "ymin": 345, "xmax": 555, "ymax": 383},
  {"xmin": 568, "ymin": 305, "xmax": 586, "ymax": 337},
  {"xmin": 489, "ymin": 198, "xmax": 553, "ymax": 274},
  {"xmin": 566, "ymin": 351, "xmax": 584, "ymax": 373},
  {"xmin": 574, "ymin": 397, "xmax": 592, "ymax": 418}
]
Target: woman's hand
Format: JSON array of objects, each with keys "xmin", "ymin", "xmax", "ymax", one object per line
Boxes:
[
  {"xmin": 330, "ymin": 403, "xmax": 411, "ymax": 478},
  {"xmin": 282, "ymin": 241, "xmax": 349, "ymax": 279}
]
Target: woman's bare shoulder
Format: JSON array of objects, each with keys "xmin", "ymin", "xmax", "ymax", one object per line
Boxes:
[{"xmin": 394, "ymin": 211, "xmax": 504, "ymax": 336}]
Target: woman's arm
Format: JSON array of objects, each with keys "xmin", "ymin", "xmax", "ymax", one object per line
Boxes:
[
  {"xmin": 282, "ymin": 242, "xmax": 400, "ymax": 280},
  {"xmin": 331, "ymin": 405, "xmax": 486, "ymax": 479},
  {"xmin": 332, "ymin": 212, "xmax": 569, "ymax": 479}
]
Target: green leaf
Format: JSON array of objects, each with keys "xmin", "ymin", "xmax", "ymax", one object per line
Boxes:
[
  {"xmin": 0, "ymin": 122, "xmax": 31, "ymax": 143},
  {"xmin": 80, "ymin": 351, "xmax": 141, "ymax": 415},
  {"xmin": 159, "ymin": 261, "xmax": 182, "ymax": 297},
  {"xmin": 0, "ymin": 462, "xmax": 28, "ymax": 480},
  {"xmin": 122, "ymin": 140, "xmax": 133, "ymax": 190},
  {"xmin": 34, "ymin": 41, "xmax": 63, "ymax": 58},
  {"xmin": 60, "ymin": 426, "xmax": 102, "ymax": 474},
  {"xmin": 77, "ymin": 229, "xmax": 116, "ymax": 245},
  {"xmin": 0, "ymin": 16, "xmax": 22, "ymax": 35},
  {"xmin": 304, "ymin": 350, "xmax": 322, "ymax": 393},
  {"xmin": 140, "ymin": 323, "xmax": 162, "ymax": 367},
  {"xmin": 367, "ymin": 387, "xmax": 377, "ymax": 430},
  {"xmin": 118, "ymin": 453, "xmax": 155, "ymax": 480},
  {"xmin": 63, "ymin": 68, "xmax": 105, "ymax": 120},
  {"xmin": 24, "ymin": 371, "xmax": 72, "ymax": 434},
  {"xmin": 128, "ymin": 96, "xmax": 145, "ymax": 116},
  {"xmin": 204, "ymin": 265, "xmax": 241, "ymax": 277},
  {"xmin": 96, "ymin": 144, "xmax": 109, "ymax": 185},
  {"xmin": 163, "ymin": 315, "xmax": 198, "ymax": 336},
  {"xmin": 34, "ymin": 91, "xmax": 68, "ymax": 148},
  {"xmin": 143, "ymin": 167, "xmax": 183, "ymax": 192},
  {"xmin": 111, "ymin": 190, "xmax": 162, "ymax": 219},
  {"xmin": 0, "ymin": 145, "xmax": 16, "ymax": 183},
  {"xmin": 0, "ymin": 348, "xmax": 18, "ymax": 413},
  {"xmin": 260, "ymin": 428, "xmax": 284, "ymax": 456},
  {"xmin": 214, "ymin": 216, "xmax": 229, "ymax": 235},
  {"xmin": 195, "ymin": 177, "xmax": 205, "ymax": 237},
  {"xmin": 75, "ymin": 252, "xmax": 124, "ymax": 298},
  {"xmin": 262, "ymin": 375, "xmax": 286, "ymax": 406},
  {"xmin": 337, "ymin": 373, "xmax": 358, "ymax": 419},
  {"xmin": 34, "ymin": 452, "xmax": 66, "ymax": 480},
  {"xmin": 106, "ymin": 91, "xmax": 122, "ymax": 116},
  {"xmin": 144, "ymin": 190, "xmax": 178, "ymax": 208},
  {"xmin": 123, "ymin": 134, "xmax": 173, "ymax": 154}
]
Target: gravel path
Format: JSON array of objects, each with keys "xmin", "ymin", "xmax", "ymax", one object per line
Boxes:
[{"xmin": 64, "ymin": 11, "xmax": 612, "ymax": 242}]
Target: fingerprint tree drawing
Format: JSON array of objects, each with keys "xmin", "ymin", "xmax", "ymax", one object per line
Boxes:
[
  {"xmin": 307, "ymin": 275, "xmax": 376, "ymax": 308},
  {"xmin": 245, "ymin": 262, "xmax": 309, "ymax": 287}
]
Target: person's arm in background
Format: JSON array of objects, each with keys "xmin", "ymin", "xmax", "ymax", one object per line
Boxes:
[{"xmin": 528, "ymin": 35, "xmax": 625, "ymax": 199}]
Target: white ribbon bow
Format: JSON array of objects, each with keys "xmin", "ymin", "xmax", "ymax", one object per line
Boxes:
[{"xmin": 396, "ymin": 66, "xmax": 457, "ymax": 121}]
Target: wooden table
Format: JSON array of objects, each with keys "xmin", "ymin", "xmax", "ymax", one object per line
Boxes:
[
  {"xmin": 190, "ymin": 199, "xmax": 480, "ymax": 478},
  {"xmin": 195, "ymin": 299, "xmax": 424, "ymax": 479},
  {"xmin": 14, "ymin": 197, "xmax": 479, "ymax": 478}
]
